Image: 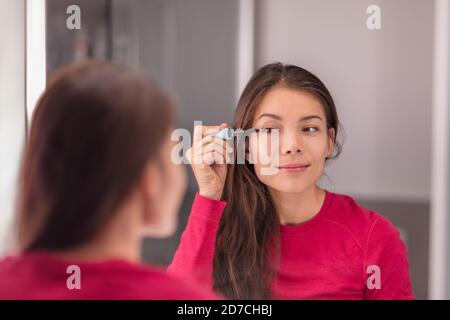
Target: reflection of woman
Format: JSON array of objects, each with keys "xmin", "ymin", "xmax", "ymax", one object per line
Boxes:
[
  {"xmin": 168, "ymin": 63, "xmax": 414, "ymax": 300},
  {"xmin": 0, "ymin": 60, "xmax": 217, "ymax": 299}
]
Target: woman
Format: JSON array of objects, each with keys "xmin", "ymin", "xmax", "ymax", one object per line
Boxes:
[
  {"xmin": 168, "ymin": 62, "xmax": 414, "ymax": 300},
  {"xmin": 0, "ymin": 60, "xmax": 218, "ymax": 299}
]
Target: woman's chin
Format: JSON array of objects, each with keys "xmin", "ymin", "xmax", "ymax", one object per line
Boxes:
[{"xmin": 265, "ymin": 182, "xmax": 310, "ymax": 195}]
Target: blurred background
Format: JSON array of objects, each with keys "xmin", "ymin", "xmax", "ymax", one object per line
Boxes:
[{"xmin": 1, "ymin": 0, "xmax": 449, "ymax": 299}]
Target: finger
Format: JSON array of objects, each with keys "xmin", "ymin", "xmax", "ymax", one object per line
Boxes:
[
  {"xmin": 203, "ymin": 125, "xmax": 228, "ymax": 138},
  {"xmin": 200, "ymin": 143, "xmax": 226, "ymax": 156},
  {"xmin": 199, "ymin": 135, "xmax": 234, "ymax": 151},
  {"xmin": 201, "ymin": 151, "xmax": 227, "ymax": 166},
  {"xmin": 199, "ymin": 138, "xmax": 232, "ymax": 153},
  {"xmin": 198, "ymin": 143, "xmax": 233, "ymax": 166},
  {"xmin": 193, "ymin": 137, "xmax": 232, "ymax": 165},
  {"xmin": 217, "ymin": 140, "xmax": 234, "ymax": 157},
  {"xmin": 196, "ymin": 138, "xmax": 233, "ymax": 157},
  {"xmin": 193, "ymin": 124, "xmax": 204, "ymax": 146},
  {"xmin": 198, "ymin": 135, "xmax": 215, "ymax": 147},
  {"xmin": 193, "ymin": 145, "xmax": 224, "ymax": 166},
  {"xmin": 196, "ymin": 141, "xmax": 228, "ymax": 165},
  {"xmin": 201, "ymin": 123, "xmax": 229, "ymax": 137},
  {"xmin": 194, "ymin": 132, "xmax": 216, "ymax": 150},
  {"xmin": 193, "ymin": 124, "xmax": 228, "ymax": 147}
]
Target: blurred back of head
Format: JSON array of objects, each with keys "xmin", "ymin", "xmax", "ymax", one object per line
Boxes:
[{"xmin": 16, "ymin": 60, "xmax": 173, "ymax": 252}]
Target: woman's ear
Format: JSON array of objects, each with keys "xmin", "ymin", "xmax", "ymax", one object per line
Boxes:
[{"xmin": 326, "ymin": 128, "xmax": 336, "ymax": 158}]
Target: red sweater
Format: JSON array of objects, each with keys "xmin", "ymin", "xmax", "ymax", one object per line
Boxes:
[
  {"xmin": 0, "ymin": 251, "xmax": 219, "ymax": 299},
  {"xmin": 167, "ymin": 190, "xmax": 415, "ymax": 299}
]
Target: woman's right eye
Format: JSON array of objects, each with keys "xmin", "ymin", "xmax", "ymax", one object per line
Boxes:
[{"xmin": 254, "ymin": 128, "xmax": 276, "ymax": 134}]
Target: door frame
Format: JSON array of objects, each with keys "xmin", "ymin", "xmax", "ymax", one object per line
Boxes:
[{"xmin": 429, "ymin": 0, "xmax": 450, "ymax": 300}]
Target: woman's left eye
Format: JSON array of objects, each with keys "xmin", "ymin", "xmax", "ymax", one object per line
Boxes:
[{"xmin": 303, "ymin": 127, "xmax": 318, "ymax": 133}]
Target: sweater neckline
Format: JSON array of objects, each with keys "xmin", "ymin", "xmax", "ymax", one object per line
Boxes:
[{"xmin": 279, "ymin": 189, "xmax": 333, "ymax": 235}]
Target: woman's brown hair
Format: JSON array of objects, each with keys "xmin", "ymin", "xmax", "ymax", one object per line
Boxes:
[
  {"xmin": 212, "ymin": 62, "xmax": 343, "ymax": 299},
  {"xmin": 16, "ymin": 59, "xmax": 173, "ymax": 251}
]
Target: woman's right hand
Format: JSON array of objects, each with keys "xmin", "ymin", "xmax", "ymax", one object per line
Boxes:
[{"xmin": 186, "ymin": 123, "xmax": 232, "ymax": 200}]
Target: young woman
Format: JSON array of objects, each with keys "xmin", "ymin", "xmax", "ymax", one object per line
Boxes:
[
  {"xmin": 0, "ymin": 60, "xmax": 218, "ymax": 299},
  {"xmin": 168, "ymin": 62, "xmax": 415, "ymax": 300}
]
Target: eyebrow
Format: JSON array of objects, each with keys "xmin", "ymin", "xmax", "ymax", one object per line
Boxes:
[{"xmin": 257, "ymin": 113, "xmax": 323, "ymax": 122}]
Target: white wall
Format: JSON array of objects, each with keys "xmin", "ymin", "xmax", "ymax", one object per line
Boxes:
[
  {"xmin": 0, "ymin": 0, "xmax": 26, "ymax": 253},
  {"xmin": 256, "ymin": 0, "xmax": 433, "ymax": 202}
]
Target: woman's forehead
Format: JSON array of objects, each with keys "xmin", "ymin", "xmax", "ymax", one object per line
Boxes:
[{"xmin": 253, "ymin": 86, "xmax": 325, "ymax": 122}]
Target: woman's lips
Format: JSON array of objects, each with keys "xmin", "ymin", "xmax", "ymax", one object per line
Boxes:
[{"xmin": 278, "ymin": 164, "xmax": 311, "ymax": 172}]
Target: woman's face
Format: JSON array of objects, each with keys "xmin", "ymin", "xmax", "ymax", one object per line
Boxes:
[
  {"xmin": 142, "ymin": 134, "xmax": 187, "ymax": 237},
  {"xmin": 249, "ymin": 85, "xmax": 335, "ymax": 194}
]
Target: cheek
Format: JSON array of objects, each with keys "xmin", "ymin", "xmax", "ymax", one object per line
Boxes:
[
  {"xmin": 162, "ymin": 161, "xmax": 187, "ymax": 210},
  {"xmin": 249, "ymin": 133, "xmax": 329, "ymax": 158},
  {"xmin": 304, "ymin": 137, "xmax": 330, "ymax": 159},
  {"xmin": 248, "ymin": 134, "xmax": 278, "ymax": 166},
  {"xmin": 143, "ymin": 163, "xmax": 185, "ymax": 237},
  {"xmin": 148, "ymin": 154, "xmax": 187, "ymax": 215}
]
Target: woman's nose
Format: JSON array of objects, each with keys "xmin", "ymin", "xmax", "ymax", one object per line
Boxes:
[
  {"xmin": 285, "ymin": 147, "xmax": 301, "ymax": 154},
  {"xmin": 281, "ymin": 132, "xmax": 302, "ymax": 155}
]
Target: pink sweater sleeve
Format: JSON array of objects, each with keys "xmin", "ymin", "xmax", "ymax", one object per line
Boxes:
[
  {"xmin": 363, "ymin": 216, "xmax": 415, "ymax": 300},
  {"xmin": 166, "ymin": 192, "xmax": 227, "ymax": 289}
]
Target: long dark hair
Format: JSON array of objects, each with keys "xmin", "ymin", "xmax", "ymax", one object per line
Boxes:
[
  {"xmin": 16, "ymin": 60, "xmax": 173, "ymax": 251},
  {"xmin": 212, "ymin": 62, "xmax": 343, "ymax": 299}
]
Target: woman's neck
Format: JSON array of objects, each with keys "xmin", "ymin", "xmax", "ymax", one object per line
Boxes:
[
  {"xmin": 269, "ymin": 185, "xmax": 326, "ymax": 226},
  {"xmin": 51, "ymin": 196, "xmax": 143, "ymax": 264},
  {"xmin": 53, "ymin": 229, "xmax": 142, "ymax": 264}
]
